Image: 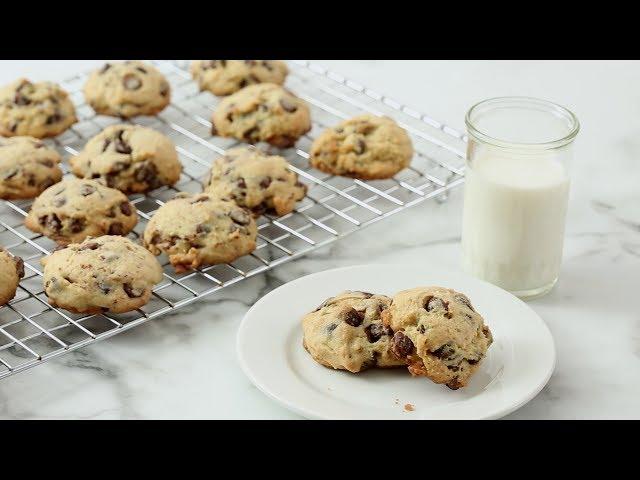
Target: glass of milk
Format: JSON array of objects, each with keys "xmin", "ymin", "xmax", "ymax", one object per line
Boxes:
[{"xmin": 462, "ymin": 97, "xmax": 580, "ymax": 299}]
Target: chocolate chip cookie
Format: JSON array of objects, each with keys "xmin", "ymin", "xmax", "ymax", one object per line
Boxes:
[
  {"xmin": 69, "ymin": 124, "xmax": 181, "ymax": 194},
  {"xmin": 84, "ymin": 61, "xmax": 171, "ymax": 118},
  {"xmin": 25, "ymin": 178, "xmax": 138, "ymax": 245},
  {"xmin": 190, "ymin": 60, "xmax": 288, "ymax": 96},
  {"xmin": 41, "ymin": 236, "xmax": 163, "ymax": 314},
  {"xmin": 382, "ymin": 287, "xmax": 493, "ymax": 389},
  {"xmin": 143, "ymin": 193, "xmax": 257, "ymax": 273},
  {"xmin": 0, "ymin": 247, "xmax": 24, "ymax": 306},
  {"xmin": 211, "ymin": 83, "xmax": 311, "ymax": 148},
  {"xmin": 205, "ymin": 146, "xmax": 307, "ymax": 217},
  {"xmin": 0, "ymin": 78, "xmax": 77, "ymax": 138},
  {"xmin": 310, "ymin": 114, "xmax": 413, "ymax": 179},
  {"xmin": 302, "ymin": 291, "xmax": 405, "ymax": 373},
  {"xmin": 0, "ymin": 136, "xmax": 62, "ymax": 200}
]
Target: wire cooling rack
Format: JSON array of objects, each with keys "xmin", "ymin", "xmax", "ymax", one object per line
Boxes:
[{"xmin": 0, "ymin": 60, "xmax": 467, "ymax": 380}]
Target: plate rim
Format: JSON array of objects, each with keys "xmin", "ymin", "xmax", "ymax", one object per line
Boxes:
[{"xmin": 237, "ymin": 263, "xmax": 556, "ymax": 420}]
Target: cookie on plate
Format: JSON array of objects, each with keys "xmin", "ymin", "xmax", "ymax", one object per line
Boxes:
[
  {"xmin": 83, "ymin": 61, "xmax": 170, "ymax": 118},
  {"xmin": 382, "ymin": 286, "xmax": 493, "ymax": 389},
  {"xmin": 302, "ymin": 291, "xmax": 405, "ymax": 373},
  {"xmin": 211, "ymin": 83, "xmax": 311, "ymax": 148},
  {"xmin": 25, "ymin": 178, "xmax": 138, "ymax": 245},
  {"xmin": 205, "ymin": 146, "xmax": 307, "ymax": 217},
  {"xmin": 42, "ymin": 236, "xmax": 163, "ymax": 314},
  {"xmin": 0, "ymin": 78, "xmax": 77, "ymax": 138},
  {"xmin": 143, "ymin": 193, "xmax": 257, "ymax": 273},
  {"xmin": 69, "ymin": 124, "xmax": 181, "ymax": 194},
  {"xmin": 190, "ymin": 60, "xmax": 288, "ymax": 96},
  {"xmin": 309, "ymin": 114, "xmax": 413, "ymax": 179},
  {"xmin": 0, "ymin": 247, "xmax": 24, "ymax": 306},
  {"xmin": 0, "ymin": 136, "xmax": 63, "ymax": 200}
]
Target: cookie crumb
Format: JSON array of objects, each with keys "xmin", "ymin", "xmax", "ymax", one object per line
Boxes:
[{"xmin": 404, "ymin": 403, "xmax": 415, "ymax": 412}]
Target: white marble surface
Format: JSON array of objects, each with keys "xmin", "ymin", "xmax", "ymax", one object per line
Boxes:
[{"xmin": 0, "ymin": 60, "xmax": 638, "ymax": 419}]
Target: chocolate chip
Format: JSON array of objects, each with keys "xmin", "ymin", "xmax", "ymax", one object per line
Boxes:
[
  {"xmin": 123, "ymin": 283, "xmax": 144, "ymax": 298},
  {"xmin": 190, "ymin": 195, "xmax": 210, "ymax": 203},
  {"xmin": 354, "ymin": 139, "xmax": 366, "ymax": 154},
  {"xmin": 424, "ymin": 296, "xmax": 450, "ymax": 318},
  {"xmin": 9, "ymin": 121, "xmax": 18, "ymax": 133},
  {"xmin": 150, "ymin": 232, "xmax": 161, "ymax": 244},
  {"xmin": 239, "ymin": 79, "xmax": 248, "ymax": 88},
  {"xmin": 47, "ymin": 213, "xmax": 62, "ymax": 232},
  {"xmin": 79, "ymin": 184, "xmax": 96, "ymax": 196},
  {"xmin": 160, "ymin": 84, "xmax": 169, "ymax": 97},
  {"xmin": 136, "ymin": 67, "xmax": 147, "ymax": 74},
  {"xmin": 259, "ymin": 176, "xmax": 272, "ymax": 189},
  {"xmin": 27, "ymin": 175, "xmax": 36, "ymax": 186},
  {"xmin": 134, "ymin": 162, "xmax": 159, "ymax": 186},
  {"xmin": 46, "ymin": 113, "xmax": 62, "ymax": 125},
  {"xmin": 120, "ymin": 201, "xmax": 132, "ymax": 216},
  {"xmin": 342, "ymin": 308, "xmax": 364, "ymax": 327},
  {"xmin": 79, "ymin": 242, "xmax": 100, "ymax": 251},
  {"xmin": 100, "ymin": 63, "xmax": 111, "ymax": 74},
  {"xmin": 108, "ymin": 222, "xmax": 124, "ymax": 235},
  {"xmin": 326, "ymin": 323, "xmax": 338, "ymax": 333},
  {"xmin": 358, "ymin": 291, "xmax": 374, "ymax": 298},
  {"xmin": 365, "ymin": 323, "xmax": 392, "ymax": 343},
  {"xmin": 279, "ymin": 98, "xmax": 298, "ymax": 113},
  {"xmin": 14, "ymin": 257, "xmax": 24, "ymax": 278},
  {"xmin": 237, "ymin": 177, "xmax": 247, "ymax": 189},
  {"xmin": 52, "ymin": 196, "xmax": 66, "ymax": 207},
  {"xmin": 229, "ymin": 209, "xmax": 250, "ymax": 225},
  {"xmin": 455, "ymin": 294, "xmax": 475, "ymax": 311},
  {"xmin": 467, "ymin": 358, "xmax": 480, "ymax": 365},
  {"xmin": 2, "ymin": 168, "xmax": 18, "ymax": 180},
  {"xmin": 38, "ymin": 159, "xmax": 54, "ymax": 168},
  {"xmin": 69, "ymin": 218, "xmax": 85, "ymax": 233},
  {"xmin": 103, "ymin": 139, "xmax": 112, "ymax": 152},
  {"xmin": 14, "ymin": 92, "xmax": 31, "ymax": 106},
  {"xmin": 431, "ymin": 343, "xmax": 456, "ymax": 360},
  {"xmin": 196, "ymin": 224, "xmax": 212, "ymax": 234},
  {"xmin": 391, "ymin": 331, "xmax": 414, "ymax": 358},
  {"xmin": 123, "ymin": 74, "xmax": 142, "ymax": 90},
  {"xmin": 114, "ymin": 130, "xmax": 132, "ymax": 154},
  {"xmin": 98, "ymin": 282, "xmax": 111, "ymax": 294}
]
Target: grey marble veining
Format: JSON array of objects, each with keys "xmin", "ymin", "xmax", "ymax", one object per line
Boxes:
[{"xmin": 0, "ymin": 60, "xmax": 638, "ymax": 419}]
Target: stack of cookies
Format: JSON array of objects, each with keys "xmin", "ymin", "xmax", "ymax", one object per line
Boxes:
[
  {"xmin": 302, "ymin": 287, "xmax": 493, "ymax": 390},
  {"xmin": 0, "ymin": 59, "xmax": 417, "ymax": 314}
]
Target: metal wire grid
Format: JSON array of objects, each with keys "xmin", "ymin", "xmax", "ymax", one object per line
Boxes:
[{"xmin": 0, "ymin": 60, "xmax": 467, "ymax": 380}]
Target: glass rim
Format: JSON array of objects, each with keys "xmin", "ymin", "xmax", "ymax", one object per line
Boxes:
[{"xmin": 465, "ymin": 96, "xmax": 580, "ymax": 150}]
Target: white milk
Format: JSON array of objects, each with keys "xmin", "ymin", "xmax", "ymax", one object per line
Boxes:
[{"xmin": 461, "ymin": 151, "xmax": 570, "ymax": 293}]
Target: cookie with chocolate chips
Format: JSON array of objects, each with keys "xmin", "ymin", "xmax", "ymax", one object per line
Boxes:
[
  {"xmin": 205, "ymin": 146, "xmax": 306, "ymax": 217},
  {"xmin": 69, "ymin": 124, "xmax": 181, "ymax": 194},
  {"xmin": 25, "ymin": 178, "xmax": 138, "ymax": 245},
  {"xmin": 41, "ymin": 236, "xmax": 163, "ymax": 314},
  {"xmin": 142, "ymin": 193, "xmax": 257, "ymax": 273},
  {"xmin": 382, "ymin": 286, "xmax": 493, "ymax": 389},
  {"xmin": 211, "ymin": 83, "xmax": 311, "ymax": 148},
  {"xmin": 310, "ymin": 114, "xmax": 413, "ymax": 179},
  {"xmin": 0, "ymin": 78, "xmax": 77, "ymax": 138},
  {"xmin": 84, "ymin": 61, "xmax": 171, "ymax": 118},
  {"xmin": 0, "ymin": 247, "xmax": 24, "ymax": 306},
  {"xmin": 190, "ymin": 60, "xmax": 288, "ymax": 96},
  {"xmin": 302, "ymin": 291, "xmax": 404, "ymax": 373},
  {"xmin": 0, "ymin": 136, "xmax": 63, "ymax": 200}
]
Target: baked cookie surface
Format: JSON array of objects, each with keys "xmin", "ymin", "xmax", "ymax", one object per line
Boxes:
[
  {"xmin": 0, "ymin": 78, "xmax": 77, "ymax": 138},
  {"xmin": 211, "ymin": 83, "xmax": 311, "ymax": 148},
  {"xmin": 382, "ymin": 286, "xmax": 493, "ymax": 389},
  {"xmin": 205, "ymin": 146, "xmax": 306, "ymax": 216},
  {"xmin": 310, "ymin": 114, "xmax": 413, "ymax": 179},
  {"xmin": 0, "ymin": 248, "xmax": 24, "ymax": 306},
  {"xmin": 69, "ymin": 124, "xmax": 181, "ymax": 194},
  {"xmin": 42, "ymin": 236, "xmax": 163, "ymax": 314},
  {"xmin": 25, "ymin": 178, "xmax": 138, "ymax": 245},
  {"xmin": 84, "ymin": 61, "xmax": 170, "ymax": 118},
  {"xmin": 302, "ymin": 291, "xmax": 404, "ymax": 373},
  {"xmin": 0, "ymin": 136, "xmax": 63, "ymax": 200},
  {"xmin": 190, "ymin": 60, "xmax": 288, "ymax": 96},
  {"xmin": 143, "ymin": 193, "xmax": 257, "ymax": 273}
]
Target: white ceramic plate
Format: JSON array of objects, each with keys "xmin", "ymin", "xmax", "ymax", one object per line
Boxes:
[{"xmin": 237, "ymin": 264, "xmax": 555, "ymax": 420}]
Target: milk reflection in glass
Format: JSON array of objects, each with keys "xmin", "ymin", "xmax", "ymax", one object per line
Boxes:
[{"xmin": 462, "ymin": 97, "xmax": 578, "ymax": 298}]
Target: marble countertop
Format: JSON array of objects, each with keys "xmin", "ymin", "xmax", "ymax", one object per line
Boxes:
[{"xmin": 0, "ymin": 60, "xmax": 638, "ymax": 419}]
